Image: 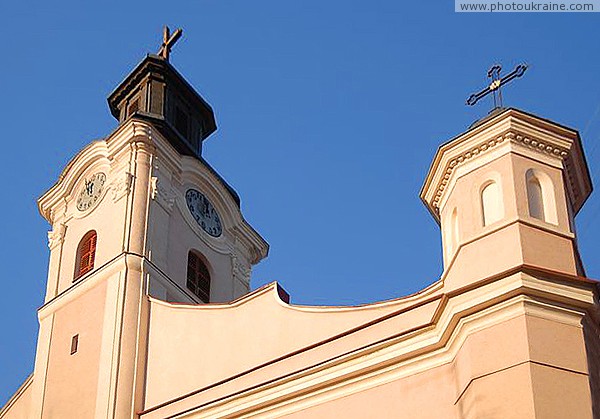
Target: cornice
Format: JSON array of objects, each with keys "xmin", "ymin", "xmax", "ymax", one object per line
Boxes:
[
  {"xmin": 37, "ymin": 118, "xmax": 243, "ymax": 222},
  {"xmin": 37, "ymin": 120, "xmax": 154, "ymax": 222},
  {"xmin": 36, "ymin": 117, "xmax": 268, "ymax": 270},
  {"xmin": 37, "ymin": 252, "xmax": 130, "ymax": 319},
  {"xmin": 232, "ymin": 222, "xmax": 269, "ymax": 265},
  {"xmin": 420, "ymin": 109, "xmax": 592, "ymax": 223}
]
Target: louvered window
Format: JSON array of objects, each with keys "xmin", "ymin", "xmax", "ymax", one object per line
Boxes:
[
  {"xmin": 174, "ymin": 106, "xmax": 189, "ymax": 138},
  {"xmin": 127, "ymin": 99, "xmax": 139, "ymax": 117},
  {"xmin": 74, "ymin": 231, "xmax": 97, "ymax": 280},
  {"xmin": 187, "ymin": 251, "xmax": 210, "ymax": 303}
]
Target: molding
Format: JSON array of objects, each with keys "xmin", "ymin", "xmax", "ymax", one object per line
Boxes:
[
  {"xmin": 47, "ymin": 223, "xmax": 67, "ymax": 249},
  {"xmin": 144, "ymin": 258, "xmax": 202, "ymax": 304},
  {"xmin": 439, "ymin": 217, "xmax": 577, "ymax": 283},
  {"xmin": 38, "ymin": 119, "xmax": 161, "ymax": 222},
  {"xmin": 37, "ymin": 252, "xmax": 132, "ymax": 319},
  {"xmin": 439, "ymin": 132, "xmax": 507, "ymax": 205},
  {"xmin": 454, "ymin": 358, "xmax": 589, "ymax": 406},
  {"xmin": 230, "ymin": 252, "xmax": 251, "ymax": 286},
  {"xmin": 111, "ymin": 171, "xmax": 134, "ymax": 203},
  {"xmin": 150, "ymin": 176, "xmax": 176, "ymax": 214},
  {"xmin": 36, "ymin": 117, "xmax": 268, "ymax": 268},
  {"xmin": 139, "ymin": 265, "xmax": 598, "ymax": 418},
  {"xmin": 420, "ymin": 109, "xmax": 592, "ymax": 223},
  {"xmin": 513, "ymin": 132, "xmax": 568, "ymax": 158},
  {"xmin": 0, "ymin": 374, "xmax": 33, "ymax": 418},
  {"xmin": 429, "ymin": 129, "xmax": 570, "ymax": 213},
  {"xmin": 142, "ymin": 290, "xmax": 594, "ymax": 418}
]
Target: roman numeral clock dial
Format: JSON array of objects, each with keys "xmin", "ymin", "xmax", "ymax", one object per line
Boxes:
[{"xmin": 185, "ymin": 189, "xmax": 223, "ymax": 237}]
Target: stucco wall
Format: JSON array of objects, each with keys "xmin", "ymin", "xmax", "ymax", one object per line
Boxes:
[
  {"xmin": 143, "ymin": 283, "xmax": 443, "ymax": 410},
  {"xmin": 41, "ymin": 281, "xmax": 107, "ymax": 418},
  {"xmin": 281, "ymin": 363, "xmax": 457, "ymax": 419}
]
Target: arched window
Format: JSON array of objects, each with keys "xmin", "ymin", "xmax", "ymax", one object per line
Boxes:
[
  {"xmin": 74, "ymin": 231, "xmax": 97, "ymax": 280},
  {"xmin": 444, "ymin": 207, "xmax": 459, "ymax": 262},
  {"xmin": 187, "ymin": 251, "xmax": 211, "ymax": 303},
  {"xmin": 526, "ymin": 169, "xmax": 558, "ymax": 225},
  {"xmin": 451, "ymin": 207, "xmax": 459, "ymax": 252},
  {"xmin": 481, "ymin": 181, "xmax": 503, "ymax": 226},
  {"xmin": 527, "ymin": 176, "xmax": 545, "ymax": 220}
]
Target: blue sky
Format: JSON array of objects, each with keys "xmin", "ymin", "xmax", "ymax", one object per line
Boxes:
[{"xmin": 1, "ymin": 0, "xmax": 599, "ymax": 406}]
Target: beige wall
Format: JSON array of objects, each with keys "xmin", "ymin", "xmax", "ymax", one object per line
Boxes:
[
  {"xmin": 148, "ymin": 198, "xmax": 240, "ymax": 303},
  {"xmin": 583, "ymin": 319, "xmax": 600, "ymax": 417},
  {"xmin": 281, "ymin": 364, "xmax": 457, "ymax": 419},
  {"xmin": 143, "ymin": 283, "xmax": 442, "ymax": 409},
  {"xmin": 527, "ymin": 314, "xmax": 595, "ymax": 419},
  {"xmin": 41, "ymin": 281, "xmax": 107, "ymax": 418},
  {"xmin": 54, "ymin": 182, "xmax": 128, "ymax": 296}
]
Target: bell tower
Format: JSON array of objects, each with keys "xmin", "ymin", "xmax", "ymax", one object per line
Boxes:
[
  {"xmin": 28, "ymin": 28, "xmax": 268, "ymax": 418},
  {"xmin": 421, "ymin": 107, "xmax": 592, "ymax": 290}
]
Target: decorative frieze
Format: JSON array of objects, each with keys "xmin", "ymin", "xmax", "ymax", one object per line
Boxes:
[
  {"xmin": 512, "ymin": 132, "xmax": 569, "ymax": 158},
  {"xmin": 110, "ymin": 172, "xmax": 133, "ymax": 203},
  {"xmin": 231, "ymin": 252, "xmax": 251, "ymax": 286},
  {"xmin": 150, "ymin": 176, "xmax": 176, "ymax": 213},
  {"xmin": 431, "ymin": 130, "xmax": 572, "ymax": 212}
]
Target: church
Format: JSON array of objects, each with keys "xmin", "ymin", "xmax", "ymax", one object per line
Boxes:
[{"xmin": 1, "ymin": 28, "xmax": 599, "ymax": 419}]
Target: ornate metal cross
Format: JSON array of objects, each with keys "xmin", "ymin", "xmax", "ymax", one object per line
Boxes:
[
  {"xmin": 157, "ymin": 26, "xmax": 183, "ymax": 61},
  {"xmin": 466, "ymin": 64, "xmax": 528, "ymax": 108}
]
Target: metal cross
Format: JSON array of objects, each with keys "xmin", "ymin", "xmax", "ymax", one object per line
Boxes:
[
  {"xmin": 157, "ymin": 26, "xmax": 183, "ymax": 61},
  {"xmin": 466, "ymin": 63, "xmax": 528, "ymax": 108}
]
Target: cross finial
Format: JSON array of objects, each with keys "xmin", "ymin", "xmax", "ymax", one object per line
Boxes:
[
  {"xmin": 157, "ymin": 26, "xmax": 183, "ymax": 61},
  {"xmin": 466, "ymin": 63, "xmax": 528, "ymax": 109}
]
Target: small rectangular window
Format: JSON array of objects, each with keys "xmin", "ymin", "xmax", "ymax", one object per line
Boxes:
[{"xmin": 70, "ymin": 334, "xmax": 79, "ymax": 355}]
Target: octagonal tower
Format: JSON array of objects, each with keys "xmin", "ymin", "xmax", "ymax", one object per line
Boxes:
[{"xmin": 421, "ymin": 108, "xmax": 592, "ymax": 290}]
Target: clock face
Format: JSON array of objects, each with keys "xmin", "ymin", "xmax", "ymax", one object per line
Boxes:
[
  {"xmin": 185, "ymin": 189, "xmax": 223, "ymax": 237},
  {"xmin": 76, "ymin": 172, "xmax": 106, "ymax": 211}
]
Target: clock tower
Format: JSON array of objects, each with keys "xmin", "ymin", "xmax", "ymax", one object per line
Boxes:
[{"xmin": 28, "ymin": 29, "xmax": 268, "ymax": 418}]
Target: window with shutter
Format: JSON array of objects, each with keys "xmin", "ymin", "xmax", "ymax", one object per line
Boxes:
[
  {"xmin": 186, "ymin": 251, "xmax": 210, "ymax": 303},
  {"xmin": 74, "ymin": 231, "xmax": 97, "ymax": 280}
]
